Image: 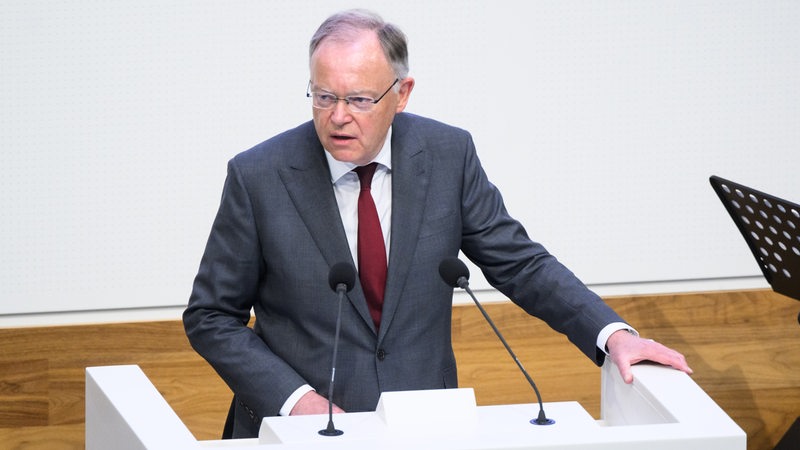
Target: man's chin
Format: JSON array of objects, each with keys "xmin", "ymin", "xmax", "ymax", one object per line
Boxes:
[{"xmin": 326, "ymin": 147, "xmax": 367, "ymax": 165}]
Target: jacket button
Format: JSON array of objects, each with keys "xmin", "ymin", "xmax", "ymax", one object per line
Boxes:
[{"xmin": 376, "ymin": 349, "xmax": 386, "ymax": 360}]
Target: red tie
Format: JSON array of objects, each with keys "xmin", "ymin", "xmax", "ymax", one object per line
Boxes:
[{"xmin": 354, "ymin": 163, "xmax": 387, "ymax": 331}]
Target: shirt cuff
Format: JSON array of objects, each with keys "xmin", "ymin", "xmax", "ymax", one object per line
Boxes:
[
  {"xmin": 597, "ymin": 322, "xmax": 638, "ymax": 355},
  {"xmin": 279, "ymin": 384, "xmax": 315, "ymax": 416}
]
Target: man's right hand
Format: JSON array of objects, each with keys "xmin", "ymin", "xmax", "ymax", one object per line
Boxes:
[{"xmin": 289, "ymin": 390, "xmax": 346, "ymax": 415}]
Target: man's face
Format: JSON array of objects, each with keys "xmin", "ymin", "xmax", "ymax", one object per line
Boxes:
[{"xmin": 310, "ymin": 30, "xmax": 413, "ymax": 166}]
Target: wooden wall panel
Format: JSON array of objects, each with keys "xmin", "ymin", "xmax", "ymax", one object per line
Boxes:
[
  {"xmin": 0, "ymin": 289, "xmax": 798, "ymax": 450},
  {"xmin": 0, "ymin": 321, "xmax": 232, "ymax": 448},
  {"xmin": 0, "ymin": 359, "xmax": 49, "ymax": 427}
]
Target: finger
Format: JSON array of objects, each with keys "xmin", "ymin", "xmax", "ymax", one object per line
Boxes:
[
  {"xmin": 665, "ymin": 351, "xmax": 693, "ymax": 374},
  {"xmin": 644, "ymin": 342, "xmax": 693, "ymax": 375},
  {"xmin": 613, "ymin": 355, "xmax": 635, "ymax": 384},
  {"xmin": 620, "ymin": 364, "xmax": 634, "ymax": 384}
]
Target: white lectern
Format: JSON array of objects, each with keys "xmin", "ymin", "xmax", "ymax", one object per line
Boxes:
[{"xmin": 85, "ymin": 361, "xmax": 745, "ymax": 449}]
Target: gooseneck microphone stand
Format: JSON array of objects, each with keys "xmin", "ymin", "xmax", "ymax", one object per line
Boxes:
[
  {"xmin": 439, "ymin": 257, "xmax": 554, "ymax": 426},
  {"xmin": 319, "ymin": 262, "xmax": 356, "ymax": 437}
]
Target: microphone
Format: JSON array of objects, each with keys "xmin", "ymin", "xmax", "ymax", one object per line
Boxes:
[
  {"xmin": 438, "ymin": 257, "xmax": 555, "ymax": 426},
  {"xmin": 319, "ymin": 262, "xmax": 356, "ymax": 437},
  {"xmin": 328, "ymin": 261, "xmax": 356, "ymax": 293}
]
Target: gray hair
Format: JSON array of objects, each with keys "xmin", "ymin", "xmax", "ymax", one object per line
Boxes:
[{"xmin": 309, "ymin": 9, "xmax": 409, "ymax": 80}]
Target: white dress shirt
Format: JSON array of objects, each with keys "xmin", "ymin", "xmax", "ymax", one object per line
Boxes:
[{"xmin": 325, "ymin": 128, "xmax": 393, "ymax": 266}]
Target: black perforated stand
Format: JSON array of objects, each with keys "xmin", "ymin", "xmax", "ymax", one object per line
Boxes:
[
  {"xmin": 710, "ymin": 175, "xmax": 800, "ymax": 303},
  {"xmin": 709, "ymin": 175, "xmax": 800, "ymax": 450}
]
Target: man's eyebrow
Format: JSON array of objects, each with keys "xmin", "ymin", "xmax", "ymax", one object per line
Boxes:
[{"xmin": 311, "ymin": 84, "xmax": 377, "ymax": 97}]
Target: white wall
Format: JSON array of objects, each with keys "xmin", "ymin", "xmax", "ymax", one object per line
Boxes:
[{"xmin": 1, "ymin": 1, "xmax": 797, "ymax": 321}]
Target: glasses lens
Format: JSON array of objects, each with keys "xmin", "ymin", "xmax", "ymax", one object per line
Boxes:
[
  {"xmin": 347, "ymin": 97, "xmax": 375, "ymax": 112},
  {"xmin": 312, "ymin": 93, "xmax": 335, "ymax": 109},
  {"xmin": 309, "ymin": 93, "xmax": 376, "ymax": 113}
]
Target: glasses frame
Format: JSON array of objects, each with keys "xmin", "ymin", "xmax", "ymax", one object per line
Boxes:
[{"xmin": 306, "ymin": 78, "xmax": 400, "ymax": 112}]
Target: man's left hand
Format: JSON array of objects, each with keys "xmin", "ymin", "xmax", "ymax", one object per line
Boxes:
[{"xmin": 606, "ymin": 330, "xmax": 693, "ymax": 383}]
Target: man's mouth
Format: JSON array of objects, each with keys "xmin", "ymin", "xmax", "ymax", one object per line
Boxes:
[{"xmin": 331, "ymin": 134, "xmax": 355, "ymax": 142}]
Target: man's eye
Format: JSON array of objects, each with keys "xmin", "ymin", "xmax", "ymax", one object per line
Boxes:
[
  {"xmin": 348, "ymin": 97, "xmax": 373, "ymax": 105},
  {"xmin": 317, "ymin": 93, "xmax": 336, "ymax": 102}
]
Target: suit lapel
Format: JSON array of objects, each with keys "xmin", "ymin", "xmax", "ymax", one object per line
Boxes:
[
  {"xmin": 379, "ymin": 115, "xmax": 430, "ymax": 340},
  {"xmin": 277, "ymin": 130, "xmax": 375, "ymax": 331},
  {"xmin": 278, "ymin": 117, "xmax": 432, "ymax": 339}
]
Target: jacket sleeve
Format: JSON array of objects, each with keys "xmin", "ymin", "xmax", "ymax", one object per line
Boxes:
[
  {"xmin": 456, "ymin": 136, "xmax": 625, "ymax": 365},
  {"xmin": 182, "ymin": 158, "xmax": 308, "ymax": 420}
]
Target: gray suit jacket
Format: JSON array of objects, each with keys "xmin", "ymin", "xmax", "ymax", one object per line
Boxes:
[{"xmin": 183, "ymin": 112, "xmax": 624, "ymax": 438}]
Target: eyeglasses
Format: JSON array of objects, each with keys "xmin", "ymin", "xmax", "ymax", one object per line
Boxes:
[{"xmin": 307, "ymin": 78, "xmax": 399, "ymax": 113}]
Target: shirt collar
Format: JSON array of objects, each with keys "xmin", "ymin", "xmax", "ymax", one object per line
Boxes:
[{"xmin": 325, "ymin": 127, "xmax": 393, "ymax": 184}]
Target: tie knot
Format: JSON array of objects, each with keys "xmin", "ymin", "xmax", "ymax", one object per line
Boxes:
[{"xmin": 354, "ymin": 162, "xmax": 378, "ymax": 190}]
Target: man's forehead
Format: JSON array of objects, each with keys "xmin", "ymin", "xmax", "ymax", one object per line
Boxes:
[
  {"xmin": 312, "ymin": 28, "xmax": 378, "ymax": 54},
  {"xmin": 310, "ymin": 36, "xmax": 392, "ymax": 83}
]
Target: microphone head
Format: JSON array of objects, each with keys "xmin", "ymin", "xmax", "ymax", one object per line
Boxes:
[
  {"xmin": 438, "ymin": 257, "xmax": 470, "ymax": 288},
  {"xmin": 328, "ymin": 262, "xmax": 356, "ymax": 292}
]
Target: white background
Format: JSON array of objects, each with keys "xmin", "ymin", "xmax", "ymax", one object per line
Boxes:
[{"xmin": 2, "ymin": 1, "xmax": 798, "ymax": 317}]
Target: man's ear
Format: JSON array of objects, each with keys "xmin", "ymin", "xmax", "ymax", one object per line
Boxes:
[{"xmin": 395, "ymin": 77, "xmax": 415, "ymax": 112}]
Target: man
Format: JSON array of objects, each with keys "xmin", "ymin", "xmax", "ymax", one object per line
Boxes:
[{"xmin": 183, "ymin": 9, "xmax": 691, "ymax": 439}]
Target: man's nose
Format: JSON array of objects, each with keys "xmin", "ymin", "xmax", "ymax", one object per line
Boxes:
[{"xmin": 330, "ymin": 99, "xmax": 353, "ymax": 124}]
